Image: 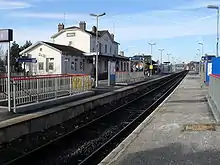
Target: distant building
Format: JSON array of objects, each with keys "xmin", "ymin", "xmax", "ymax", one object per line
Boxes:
[
  {"xmin": 20, "ymin": 21, "xmax": 129, "ymax": 76},
  {"xmin": 129, "ymin": 54, "xmax": 157, "ymax": 72}
]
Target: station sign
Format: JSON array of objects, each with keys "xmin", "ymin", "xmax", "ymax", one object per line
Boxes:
[
  {"xmin": 17, "ymin": 58, "xmax": 37, "ymax": 63},
  {"xmin": 0, "ymin": 29, "xmax": 13, "ymax": 42},
  {"xmin": 129, "ymin": 57, "xmax": 144, "ymax": 61}
]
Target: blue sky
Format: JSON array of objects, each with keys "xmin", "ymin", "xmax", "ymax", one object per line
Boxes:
[{"xmin": 0, "ymin": 0, "xmax": 220, "ymax": 63}]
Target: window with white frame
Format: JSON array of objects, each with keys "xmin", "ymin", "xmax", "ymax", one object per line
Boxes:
[
  {"xmin": 67, "ymin": 32, "xmax": 75, "ymax": 37},
  {"xmin": 38, "ymin": 62, "xmax": 44, "ymax": 70},
  {"xmin": 46, "ymin": 58, "xmax": 54, "ymax": 72},
  {"xmin": 49, "ymin": 62, "xmax": 54, "ymax": 70}
]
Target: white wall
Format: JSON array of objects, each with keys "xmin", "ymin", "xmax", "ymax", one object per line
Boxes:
[
  {"xmin": 24, "ymin": 44, "xmax": 62, "ymax": 75},
  {"xmin": 52, "ymin": 29, "xmax": 91, "ymax": 53},
  {"xmin": 91, "ymin": 33, "xmax": 119, "ymax": 56}
]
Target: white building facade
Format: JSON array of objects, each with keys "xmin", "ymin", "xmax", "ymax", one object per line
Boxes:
[{"xmin": 20, "ymin": 21, "xmax": 129, "ymax": 77}]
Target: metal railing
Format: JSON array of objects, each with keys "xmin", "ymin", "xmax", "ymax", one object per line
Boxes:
[
  {"xmin": 0, "ymin": 74, "xmax": 92, "ymax": 107},
  {"xmin": 208, "ymin": 74, "xmax": 220, "ymax": 123},
  {"xmin": 116, "ymin": 71, "xmax": 145, "ymax": 83}
]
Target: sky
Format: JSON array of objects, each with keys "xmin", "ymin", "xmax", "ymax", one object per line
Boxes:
[{"xmin": 0, "ymin": 0, "xmax": 220, "ymax": 63}]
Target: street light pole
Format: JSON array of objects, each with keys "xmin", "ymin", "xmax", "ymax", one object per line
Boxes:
[
  {"xmin": 197, "ymin": 45, "xmax": 203, "ymax": 75},
  {"xmin": 198, "ymin": 42, "xmax": 204, "ymax": 56},
  {"xmin": 167, "ymin": 53, "xmax": 171, "ymax": 63},
  {"xmin": 148, "ymin": 43, "xmax": 156, "ymax": 76},
  {"xmin": 158, "ymin": 48, "xmax": 164, "ymax": 65},
  {"xmin": 207, "ymin": 5, "xmax": 219, "ymax": 57},
  {"xmin": 90, "ymin": 12, "xmax": 106, "ymax": 88}
]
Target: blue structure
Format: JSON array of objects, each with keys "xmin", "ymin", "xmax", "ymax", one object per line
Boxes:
[
  {"xmin": 204, "ymin": 56, "xmax": 217, "ymax": 84},
  {"xmin": 212, "ymin": 57, "xmax": 220, "ymax": 75},
  {"xmin": 108, "ymin": 61, "xmax": 116, "ymax": 86}
]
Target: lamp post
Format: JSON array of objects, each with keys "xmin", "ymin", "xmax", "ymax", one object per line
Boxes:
[
  {"xmin": 158, "ymin": 48, "xmax": 164, "ymax": 65},
  {"xmin": 167, "ymin": 53, "xmax": 171, "ymax": 63},
  {"xmin": 158, "ymin": 49, "xmax": 164, "ymax": 73},
  {"xmin": 172, "ymin": 56, "xmax": 176, "ymax": 72},
  {"xmin": 198, "ymin": 42, "xmax": 204, "ymax": 56},
  {"xmin": 207, "ymin": 5, "xmax": 219, "ymax": 57},
  {"xmin": 148, "ymin": 42, "xmax": 156, "ymax": 76},
  {"xmin": 167, "ymin": 53, "xmax": 171, "ymax": 72},
  {"xmin": 90, "ymin": 12, "xmax": 106, "ymax": 88}
]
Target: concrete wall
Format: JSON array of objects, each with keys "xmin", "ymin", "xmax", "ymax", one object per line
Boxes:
[{"xmin": 207, "ymin": 74, "xmax": 220, "ymax": 124}]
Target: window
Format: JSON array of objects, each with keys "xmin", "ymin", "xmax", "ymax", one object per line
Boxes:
[
  {"xmin": 99, "ymin": 43, "xmax": 102, "ymax": 53},
  {"xmin": 38, "ymin": 62, "xmax": 44, "ymax": 70},
  {"xmin": 48, "ymin": 62, "xmax": 54, "ymax": 70},
  {"xmin": 46, "ymin": 58, "xmax": 54, "ymax": 72},
  {"xmin": 82, "ymin": 59, "xmax": 85, "ymax": 71},
  {"xmin": 110, "ymin": 46, "xmax": 112, "ymax": 53},
  {"xmin": 104, "ymin": 60, "xmax": 108, "ymax": 71},
  {"xmin": 75, "ymin": 59, "xmax": 78, "ymax": 71},
  {"xmin": 80, "ymin": 61, "xmax": 84, "ymax": 71},
  {"xmin": 67, "ymin": 32, "xmax": 75, "ymax": 37},
  {"xmin": 105, "ymin": 45, "xmax": 107, "ymax": 53},
  {"xmin": 40, "ymin": 48, "xmax": 42, "ymax": 51},
  {"xmin": 71, "ymin": 62, "xmax": 74, "ymax": 70}
]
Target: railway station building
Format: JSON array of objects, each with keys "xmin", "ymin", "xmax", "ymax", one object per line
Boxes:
[{"xmin": 20, "ymin": 21, "xmax": 129, "ymax": 77}]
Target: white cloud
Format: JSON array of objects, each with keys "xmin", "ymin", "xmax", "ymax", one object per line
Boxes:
[
  {"xmin": 8, "ymin": 4, "xmax": 218, "ymax": 45},
  {"xmin": 10, "ymin": 12, "xmax": 88, "ymax": 20},
  {"xmin": 176, "ymin": 0, "xmax": 220, "ymax": 10},
  {"xmin": 0, "ymin": 0, "xmax": 31, "ymax": 10}
]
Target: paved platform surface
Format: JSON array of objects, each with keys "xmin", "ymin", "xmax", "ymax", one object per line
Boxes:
[{"xmin": 102, "ymin": 74, "xmax": 220, "ymax": 165}]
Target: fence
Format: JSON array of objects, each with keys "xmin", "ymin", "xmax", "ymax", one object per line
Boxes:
[
  {"xmin": 208, "ymin": 74, "xmax": 220, "ymax": 123},
  {"xmin": 116, "ymin": 71, "xmax": 145, "ymax": 83},
  {"xmin": 0, "ymin": 74, "xmax": 92, "ymax": 108}
]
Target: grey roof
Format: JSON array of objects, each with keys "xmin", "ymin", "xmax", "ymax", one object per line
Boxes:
[{"xmin": 43, "ymin": 42, "xmax": 84, "ymax": 55}]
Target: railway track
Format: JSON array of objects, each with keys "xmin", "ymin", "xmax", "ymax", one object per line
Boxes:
[{"xmin": 3, "ymin": 71, "xmax": 187, "ymax": 165}]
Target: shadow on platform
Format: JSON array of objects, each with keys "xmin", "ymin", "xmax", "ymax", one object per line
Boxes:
[{"xmin": 115, "ymin": 142, "xmax": 220, "ymax": 165}]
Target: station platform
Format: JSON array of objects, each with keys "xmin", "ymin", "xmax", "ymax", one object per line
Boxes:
[{"xmin": 101, "ymin": 74, "xmax": 220, "ymax": 165}]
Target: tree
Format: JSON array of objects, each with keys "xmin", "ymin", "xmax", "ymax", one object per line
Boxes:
[
  {"xmin": 20, "ymin": 40, "xmax": 32, "ymax": 51},
  {"xmin": 0, "ymin": 45, "xmax": 6, "ymax": 72},
  {"xmin": 4, "ymin": 41, "xmax": 33, "ymax": 73}
]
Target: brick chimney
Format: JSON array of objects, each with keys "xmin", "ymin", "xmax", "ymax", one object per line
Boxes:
[
  {"xmin": 110, "ymin": 33, "xmax": 114, "ymax": 40},
  {"xmin": 79, "ymin": 21, "xmax": 86, "ymax": 31},
  {"xmin": 119, "ymin": 51, "xmax": 124, "ymax": 56},
  {"xmin": 92, "ymin": 26, "xmax": 97, "ymax": 33},
  {"xmin": 58, "ymin": 23, "xmax": 64, "ymax": 32}
]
